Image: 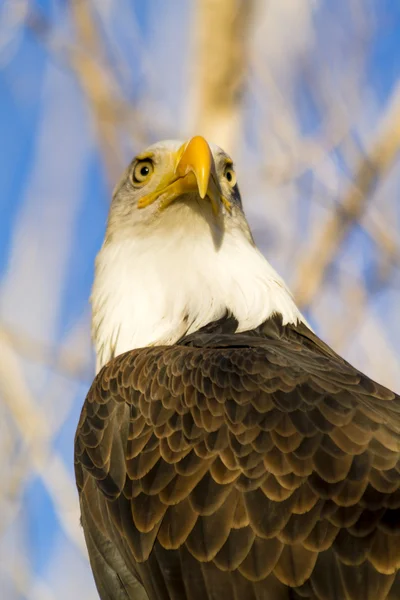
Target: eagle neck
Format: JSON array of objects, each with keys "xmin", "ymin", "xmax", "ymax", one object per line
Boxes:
[{"xmin": 91, "ymin": 224, "xmax": 303, "ymax": 372}]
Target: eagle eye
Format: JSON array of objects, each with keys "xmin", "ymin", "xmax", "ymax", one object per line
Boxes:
[
  {"xmin": 132, "ymin": 159, "xmax": 154, "ymax": 185},
  {"xmin": 224, "ymin": 165, "xmax": 236, "ymax": 187}
]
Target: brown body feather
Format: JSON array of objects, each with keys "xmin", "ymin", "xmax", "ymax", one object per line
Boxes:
[{"xmin": 75, "ymin": 315, "xmax": 400, "ymax": 599}]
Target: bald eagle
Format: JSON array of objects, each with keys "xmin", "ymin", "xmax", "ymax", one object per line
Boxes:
[{"xmin": 75, "ymin": 136, "xmax": 400, "ymax": 600}]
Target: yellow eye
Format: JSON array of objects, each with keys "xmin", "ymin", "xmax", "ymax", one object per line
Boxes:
[
  {"xmin": 132, "ymin": 159, "xmax": 154, "ymax": 185},
  {"xmin": 224, "ymin": 165, "xmax": 236, "ymax": 187}
]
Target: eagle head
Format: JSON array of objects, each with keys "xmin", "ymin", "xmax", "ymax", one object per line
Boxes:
[{"xmin": 92, "ymin": 137, "xmax": 302, "ymax": 371}]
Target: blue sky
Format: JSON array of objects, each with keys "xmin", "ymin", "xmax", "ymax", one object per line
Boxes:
[{"xmin": 1, "ymin": 1, "xmax": 400, "ymax": 598}]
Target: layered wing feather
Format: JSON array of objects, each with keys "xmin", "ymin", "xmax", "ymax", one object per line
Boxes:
[{"xmin": 75, "ymin": 317, "xmax": 400, "ymax": 600}]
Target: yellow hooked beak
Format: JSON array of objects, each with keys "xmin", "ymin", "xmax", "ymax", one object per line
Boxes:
[{"xmin": 137, "ymin": 135, "xmax": 231, "ymax": 215}]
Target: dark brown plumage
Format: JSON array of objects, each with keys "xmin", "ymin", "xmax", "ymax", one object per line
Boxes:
[{"xmin": 75, "ymin": 314, "xmax": 400, "ymax": 600}]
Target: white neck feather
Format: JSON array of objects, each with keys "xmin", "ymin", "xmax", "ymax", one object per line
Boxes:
[{"xmin": 92, "ymin": 207, "xmax": 303, "ymax": 372}]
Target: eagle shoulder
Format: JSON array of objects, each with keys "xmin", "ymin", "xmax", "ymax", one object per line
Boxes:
[{"xmin": 75, "ymin": 316, "xmax": 400, "ymax": 599}]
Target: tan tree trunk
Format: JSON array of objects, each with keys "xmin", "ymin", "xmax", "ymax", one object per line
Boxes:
[{"xmin": 188, "ymin": 0, "xmax": 254, "ymax": 154}]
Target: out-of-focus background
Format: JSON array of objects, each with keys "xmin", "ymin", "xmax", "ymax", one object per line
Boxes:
[{"xmin": 1, "ymin": 1, "xmax": 400, "ymax": 598}]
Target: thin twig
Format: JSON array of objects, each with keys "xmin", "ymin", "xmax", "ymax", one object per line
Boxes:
[
  {"xmin": 70, "ymin": 0, "xmax": 125, "ymax": 184},
  {"xmin": 292, "ymin": 83, "xmax": 400, "ymax": 308}
]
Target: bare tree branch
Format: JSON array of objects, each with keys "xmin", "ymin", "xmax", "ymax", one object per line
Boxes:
[
  {"xmin": 70, "ymin": 0, "xmax": 125, "ymax": 184},
  {"xmin": 0, "ymin": 323, "xmax": 93, "ymax": 385},
  {"xmin": 189, "ymin": 0, "xmax": 254, "ymax": 153},
  {"xmin": 0, "ymin": 331, "xmax": 87, "ymax": 556},
  {"xmin": 292, "ymin": 83, "xmax": 400, "ymax": 308}
]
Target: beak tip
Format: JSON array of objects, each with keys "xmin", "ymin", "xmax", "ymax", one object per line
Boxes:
[{"xmin": 177, "ymin": 136, "xmax": 212, "ymax": 199}]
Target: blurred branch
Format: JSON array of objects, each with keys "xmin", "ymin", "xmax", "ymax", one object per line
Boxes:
[
  {"xmin": 0, "ymin": 324, "xmax": 93, "ymax": 385},
  {"xmin": 0, "ymin": 0, "xmax": 29, "ymax": 67},
  {"xmin": 293, "ymin": 83, "xmax": 400, "ymax": 308},
  {"xmin": 363, "ymin": 208, "xmax": 400, "ymax": 277},
  {"xmin": 0, "ymin": 331, "xmax": 87, "ymax": 556},
  {"xmin": 189, "ymin": 0, "xmax": 254, "ymax": 153},
  {"xmin": 1, "ymin": 555, "xmax": 57, "ymax": 600},
  {"xmin": 28, "ymin": 4, "xmax": 150, "ymax": 158},
  {"xmin": 70, "ymin": 0, "xmax": 124, "ymax": 183},
  {"xmin": 325, "ymin": 266, "xmax": 400, "ymax": 391},
  {"xmin": 252, "ymin": 0, "xmax": 371, "ymax": 185}
]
